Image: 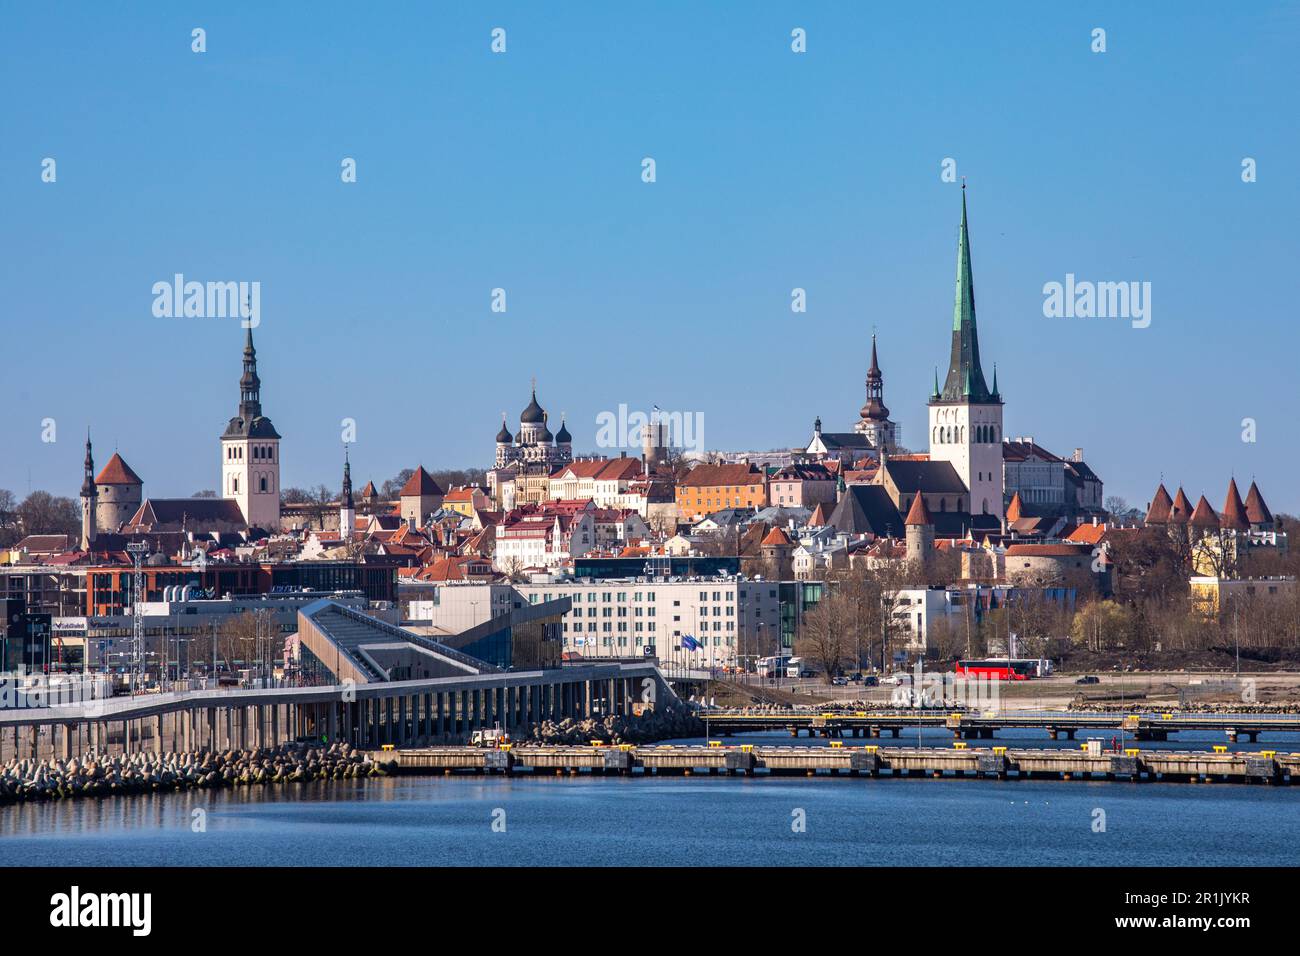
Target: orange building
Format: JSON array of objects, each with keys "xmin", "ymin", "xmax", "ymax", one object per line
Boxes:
[{"xmin": 675, "ymin": 463, "xmax": 768, "ymax": 519}]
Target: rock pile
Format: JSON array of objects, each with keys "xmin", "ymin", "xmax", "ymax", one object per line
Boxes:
[
  {"xmin": 0, "ymin": 743, "xmax": 390, "ymax": 804},
  {"xmin": 529, "ymin": 707, "xmax": 705, "ymax": 745}
]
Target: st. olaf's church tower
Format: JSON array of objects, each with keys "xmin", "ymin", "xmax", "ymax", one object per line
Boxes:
[
  {"xmin": 928, "ymin": 186, "xmax": 1005, "ymax": 519},
  {"xmin": 221, "ymin": 328, "xmax": 282, "ymax": 530}
]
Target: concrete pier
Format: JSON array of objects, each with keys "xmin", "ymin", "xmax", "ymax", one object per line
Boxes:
[{"xmin": 376, "ymin": 743, "xmax": 1300, "ymax": 785}]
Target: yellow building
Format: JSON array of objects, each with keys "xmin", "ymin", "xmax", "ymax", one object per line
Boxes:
[
  {"xmin": 442, "ymin": 486, "xmax": 488, "ymax": 517},
  {"xmin": 1189, "ymin": 576, "xmax": 1296, "ymax": 616},
  {"xmin": 676, "ymin": 462, "xmax": 767, "ymax": 519}
]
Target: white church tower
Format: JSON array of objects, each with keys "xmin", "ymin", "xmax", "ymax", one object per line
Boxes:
[
  {"xmin": 221, "ymin": 328, "xmax": 282, "ymax": 531},
  {"xmin": 928, "ymin": 186, "xmax": 1005, "ymax": 519},
  {"xmin": 339, "ymin": 447, "xmax": 356, "ymax": 539}
]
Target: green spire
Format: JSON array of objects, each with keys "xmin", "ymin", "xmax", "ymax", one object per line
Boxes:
[
  {"xmin": 932, "ymin": 367, "xmax": 940, "ymax": 399},
  {"xmin": 992, "ymin": 363, "xmax": 999, "ymax": 398},
  {"xmin": 935, "ymin": 185, "xmax": 996, "ymax": 404},
  {"xmin": 953, "ymin": 187, "xmax": 975, "ymax": 333}
]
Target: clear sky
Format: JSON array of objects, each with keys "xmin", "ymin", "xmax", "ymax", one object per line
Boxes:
[{"xmin": 2, "ymin": 2, "xmax": 1297, "ymax": 512}]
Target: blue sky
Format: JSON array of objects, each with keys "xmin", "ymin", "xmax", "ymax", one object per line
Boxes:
[{"xmin": 2, "ymin": 2, "xmax": 1297, "ymax": 512}]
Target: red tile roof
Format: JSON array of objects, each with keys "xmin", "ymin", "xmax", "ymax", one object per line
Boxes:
[
  {"xmin": 1145, "ymin": 483, "xmax": 1173, "ymax": 524},
  {"xmin": 1169, "ymin": 488, "xmax": 1193, "ymax": 524},
  {"xmin": 1220, "ymin": 479, "xmax": 1250, "ymax": 532},
  {"xmin": 761, "ymin": 526, "xmax": 793, "ymax": 547},
  {"xmin": 1004, "ymin": 543, "xmax": 1091, "ymax": 557},
  {"xmin": 1190, "ymin": 495, "xmax": 1219, "ymax": 527},
  {"xmin": 904, "ymin": 490, "xmax": 932, "ymax": 526},
  {"xmin": 95, "ymin": 453, "xmax": 143, "ymax": 485},
  {"xmin": 679, "ymin": 462, "xmax": 764, "ymax": 488},
  {"xmin": 1245, "ymin": 482, "xmax": 1274, "ymax": 526},
  {"xmin": 552, "ymin": 458, "xmax": 643, "ymax": 482},
  {"xmin": 399, "ymin": 466, "xmax": 444, "ymax": 497}
]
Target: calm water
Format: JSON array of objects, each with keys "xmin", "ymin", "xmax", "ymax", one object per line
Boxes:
[{"xmin": 3, "ymin": 730, "xmax": 1298, "ymax": 867}]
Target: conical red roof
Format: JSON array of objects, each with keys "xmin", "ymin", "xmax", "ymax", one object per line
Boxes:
[
  {"xmin": 1169, "ymin": 488, "xmax": 1193, "ymax": 524},
  {"xmin": 95, "ymin": 453, "xmax": 142, "ymax": 486},
  {"xmin": 808, "ymin": 502, "xmax": 828, "ymax": 527},
  {"xmin": 1144, "ymin": 483, "xmax": 1172, "ymax": 524},
  {"xmin": 400, "ymin": 466, "xmax": 444, "ymax": 497},
  {"xmin": 1220, "ymin": 479, "xmax": 1249, "ymax": 532},
  {"xmin": 761, "ymin": 526, "xmax": 792, "ymax": 547},
  {"xmin": 360, "ymin": 481, "xmax": 377, "ymax": 498},
  {"xmin": 1244, "ymin": 482, "xmax": 1273, "ymax": 526},
  {"xmin": 1189, "ymin": 495, "xmax": 1219, "ymax": 528},
  {"xmin": 1006, "ymin": 492, "xmax": 1025, "ymax": 522},
  {"xmin": 904, "ymin": 490, "xmax": 933, "ymax": 526}
]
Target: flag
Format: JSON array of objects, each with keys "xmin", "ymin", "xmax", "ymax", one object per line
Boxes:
[{"xmin": 681, "ymin": 635, "xmax": 700, "ymax": 651}]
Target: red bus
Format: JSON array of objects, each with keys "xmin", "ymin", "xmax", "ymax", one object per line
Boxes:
[{"xmin": 955, "ymin": 659, "xmax": 1035, "ymax": 681}]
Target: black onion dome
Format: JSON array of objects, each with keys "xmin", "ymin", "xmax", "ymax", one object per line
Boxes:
[{"xmin": 520, "ymin": 388, "xmax": 545, "ymax": 424}]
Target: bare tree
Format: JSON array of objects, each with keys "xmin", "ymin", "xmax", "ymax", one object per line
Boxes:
[{"xmin": 17, "ymin": 490, "xmax": 80, "ymax": 538}]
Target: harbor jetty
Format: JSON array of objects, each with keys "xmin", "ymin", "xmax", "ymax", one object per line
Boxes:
[
  {"xmin": 380, "ymin": 742, "xmax": 1300, "ymax": 785},
  {"xmin": 0, "ymin": 743, "xmax": 389, "ymax": 805}
]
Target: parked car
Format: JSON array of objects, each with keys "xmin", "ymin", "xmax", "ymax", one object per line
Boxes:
[
  {"xmin": 831, "ymin": 676, "xmax": 848, "ymax": 686},
  {"xmin": 1075, "ymin": 675, "xmax": 1100, "ymax": 685},
  {"xmin": 861, "ymin": 675, "xmax": 879, "ymax": 687}
]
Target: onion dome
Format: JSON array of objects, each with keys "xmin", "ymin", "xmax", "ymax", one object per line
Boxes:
[
  {"xmin": 555, "ymin": 415, "xmax": 572, "ymax": 444},
  {"xmin": 496, "ymin": 413, "xmax": 513, "ymax": 444},
  {"xmin": 520, "ymin": 387, "xmax": 545, "ymax": 424},
  {"xmin": 539, "ymin": 413, "xmax": 554, "ymax": 443}
]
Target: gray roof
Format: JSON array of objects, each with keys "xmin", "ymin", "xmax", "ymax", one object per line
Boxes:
[
  {"xmin": 816, "ymin": 432, "xmax": 871, "ymax": 450},
  {"xmin": 826, "ymin": 486, "xmax": 904, "ymax": 537},
  {"xmin": 880, "ymin": 460, "xmax": 967, "ymax": 495},
  {"xmin": 222, "ymin": 414, "xmax": 281, "ymax": 439}
]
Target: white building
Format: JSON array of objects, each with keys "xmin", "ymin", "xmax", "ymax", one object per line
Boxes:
[
  {"xmin": 547, "ymin": 457, "xmax": 647, "ymax": 512},
  {"xmin": 408, "ymin": 577, "xmax": 780, "ymax": 669},
  {"xmin": 493, "ymin": 509, "xmax": 595, "ymax": 572}
]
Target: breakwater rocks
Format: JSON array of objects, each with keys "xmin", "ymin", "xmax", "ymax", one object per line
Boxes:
[
  {"xmin": 0, "ymin": 744, "xmax": 394, "ymax": 805},
  {"xmin": 529, "ymin": 707, "xmax": 705, "ymax": 745}
]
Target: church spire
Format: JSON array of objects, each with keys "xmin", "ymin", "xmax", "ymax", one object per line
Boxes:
[
  {"xmin": 341, "ymin": 446, "xmax": 354, "ymax": 509},
  {"xmin": 936, "ymin": 185, "xmax": 996, "ymax": 404},
  {"xmin": 859, "ymin": 333, "xmax": 890, "ymax": 422},
  {"xmin": 81, "ymin": 429, "xmax": 96, "ymax": 498},
  {"xmin": 239, "ymin": 326, "xmax": 262, "ymax": 419}
]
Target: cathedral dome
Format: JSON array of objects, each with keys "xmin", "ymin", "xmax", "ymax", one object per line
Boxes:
[
  {"xmin": 555, "ymin": 417, "xmax": 571, "ymax": 444},
  {"xmin": 520, "ymin": 388, "xmax": 545, "ymax": 424},
  {"xmin": 496, "ymin": 417, "xmax": 513, "ymax": 443}
]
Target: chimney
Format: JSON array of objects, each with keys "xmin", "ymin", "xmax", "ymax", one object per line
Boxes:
[{"xmin": 1074, "ymin": 448, "xmax": 1084, "ymax": 462}]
